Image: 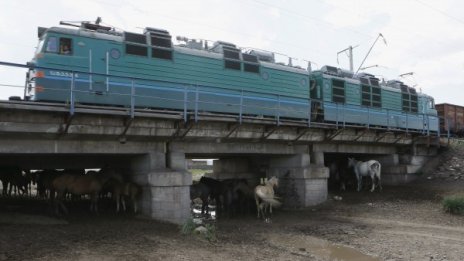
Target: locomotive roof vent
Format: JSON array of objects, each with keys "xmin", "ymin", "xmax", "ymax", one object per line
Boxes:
[
  {"xmin": 210, "ymin": 41, "xmax": 237, "ymax": 53},
  {"xmin": 247, "ymin": 49, "xmax": 275, "ymax": 63},
  {"xmin": 321, "ymin": 65, "xmax": 339, "ymax": 76},
  {"xmin": 357, "ymin": 73, "xmax": 380, "ymax": 86},
  {"xmin": 144, "ymin": 27, "xmax": 171, "ymax": 36},
  {"xmin": 386, "ymin": 80, "xmax": 404, "ymax": 89},
  {"xmin": 338, "ymin": 68, "xmax": 354, "ymax": 79}
]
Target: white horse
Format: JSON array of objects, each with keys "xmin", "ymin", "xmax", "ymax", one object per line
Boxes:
[
  {"xmin": 254, "ymin": 176, "xmax": 281, "ymax": 221},
  {"xmin": 348, "ymin": 158, "xmax": 382, "ymax": 192}
]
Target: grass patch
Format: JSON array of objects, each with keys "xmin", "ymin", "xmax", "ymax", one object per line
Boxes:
[
  {"xmin": 204, "ymin": 223, "xmax": 217, "ymax": 242},
  {"xmin": 443, "ymin": 195, "xmax": 464, "ymax": 215},
  {"xmin": 180, "ymin": 217, "xmax": 196, "ymax": 235},
  {"xmin": 180, "ymin": 218, "xmax": 217, "ymax": 242},
  {"xmin": 189, "ymin": 169, "xmax": 212, "ymax": 181}
]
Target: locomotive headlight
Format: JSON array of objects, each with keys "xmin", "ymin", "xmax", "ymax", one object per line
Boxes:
[{"xmin": 36, "ymin": 71, "xmax": 44, "ymax": 78}]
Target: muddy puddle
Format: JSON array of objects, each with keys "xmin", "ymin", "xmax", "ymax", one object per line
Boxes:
[{"xmin": 268, "ymin": 233, "xmax": 380, "ymax": 261}]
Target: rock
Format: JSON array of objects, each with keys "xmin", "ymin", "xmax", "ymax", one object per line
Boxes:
[
  {"xmin": 194, "ymin": 226, "xmax": 208, "ymax": 235},
  {"xmin": 333, "ymin": 196, "xmax": 343, "ymax": 201}
]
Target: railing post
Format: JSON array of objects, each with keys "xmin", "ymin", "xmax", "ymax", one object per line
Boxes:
[
  {"xmin": 387, "ymin": 110, "xmax": 390, "ymax": 130},
  {"xmin": 183, "ymin": 86, "xmax": 188, "ymax": 123},
  {"xmin": 367, "ymin": 107, "xmax": 370, "ymax": 129},
  {"xmin": 89, "ymin": 49, "xmax": 93, "ymax": 91},
  {"xmin": 106, "ymin": 51, "xmax": 109, "ymax": 92},
  {"xmin": 239, "ymin": 90, "xmax": 243, "ymax": 124},
  {"xmin": 194, "ymin": 86, "xmax": 199, "ymax": 123},
  {"xmin": 308, "ymin": 99, "xmax": 311, "ymax": 128},
  {"xmin": 406, "ymin": 113, "xmax": 409, "ymax": 133},
  {"xmin": 336, "ymin": 103, "xmax": 339, "ymax": 129},
  {"xmin": 427, "ymin": 115, "xmax": 430, "ymax": 136},
  {"xmin": 343, "ymin": 104, "xmax": 346, "ymax": 129},
  {"xmin": 277, "ymin": 95, "xmax": 280, "ymax": 125},
  {"xmin": 70, "ymin": 72, "xmax": 75, "ymax": 116},
  {"xmin": 130, "ymin": 79, "xmax": 135, "ymax": 119}
]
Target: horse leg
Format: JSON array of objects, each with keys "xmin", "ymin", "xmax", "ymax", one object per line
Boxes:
[
  {"xmin": 255, "ymin": 194, "xmax": 261, "ymax": 218},
  {"xmin": 121, "ymin": 197, "xmax": 127, "ymax": 212},
  {"xmin": 90, "ymin": 193, "xmax": 99, "ymax": 214},
  {"xmin": 377, "ymin": 174, "xmax": 382, "ymax": 191},
  {"xmin": 132, "ymin": 197, "xmax": 137, "ymax": 213},
  {"xmin": 116, "ymin": 195, "xmax": 120, "ymax": 213},
  {"xmin": 370, "ymin": 173, "xmax": 376, "ymax": 192},
  {"xmin": 356, "ymin": 174, "xmax": 362, "ymax": 192},
  {"xmin": 56, "ymin": 191, "xmax": 68, "ymax": 215},
  {"xmin": 201, "ymin": 195, "xmax": 208, "ymax": 215}
]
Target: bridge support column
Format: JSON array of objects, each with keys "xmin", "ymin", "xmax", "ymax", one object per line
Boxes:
[
  {"xmin": 381, "ymin": 144, "xmax": 439, "ymax": 185},
  {"xmin": 268, "ymin": 153, "xmax": 329, "ymax": 208},
  {"xmin": 132, "ymin": 150, "xmax": 191, "ymax": 225}
]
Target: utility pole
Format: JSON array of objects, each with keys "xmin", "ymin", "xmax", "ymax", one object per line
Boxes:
[{"xmin": 337, "ymin": 45, "xmax": 358, "ymax": 72}]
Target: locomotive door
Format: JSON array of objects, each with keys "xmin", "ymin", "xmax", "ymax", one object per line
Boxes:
[
  {"xmin": 89, "ymin": 47, "xmax": 108, "ymax": 96},
  {"xmin": 310, "ymin": 78, "xmax": 323, "ymax": 121}
]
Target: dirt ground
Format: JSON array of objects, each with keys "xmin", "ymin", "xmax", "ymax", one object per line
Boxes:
[{"xmin": 1, "ymin": 146, "xmax": 464, "ymax": 261}]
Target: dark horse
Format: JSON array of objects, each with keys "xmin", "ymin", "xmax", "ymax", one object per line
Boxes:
[
  {"xmin": 199, "ymin": 176, "xmax": 225, "ymax": 215},
  {"xmin": 52, "ymin": 168, "xmax": 113, "ymax": 215}
]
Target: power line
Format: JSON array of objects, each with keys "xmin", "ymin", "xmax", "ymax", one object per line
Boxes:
[
  {"xmin": 415, "ymin": 0, "xmax": 464, "ymax": 25},
  {"xmin": 248, "ymin": 0, "xmax": 375, "ymax": 40}
]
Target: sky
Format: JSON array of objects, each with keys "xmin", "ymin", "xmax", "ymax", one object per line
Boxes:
[{"xmin": 0, "ymin": 0, "xmax": 463, "ymax": 105}]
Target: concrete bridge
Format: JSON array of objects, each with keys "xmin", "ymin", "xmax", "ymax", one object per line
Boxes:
[{"xmin": 0, "ymin": 100, "xmax": 439, "ymax": 224}]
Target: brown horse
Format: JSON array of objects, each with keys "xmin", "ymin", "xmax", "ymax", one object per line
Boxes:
[
  {"xmin": 120, "ymin": 182, "xmax": 142, "ymax": 213},
  {"xmin": 254, "ymin": 176, "xmax": 281, "ymax": 221},
  {"xmin": 105, "ymin": 178, "xmax": 142, "ymax": 213},
  {"xmin": 52, "ymin": 168, "xmax": 112, "ymax": 215}
]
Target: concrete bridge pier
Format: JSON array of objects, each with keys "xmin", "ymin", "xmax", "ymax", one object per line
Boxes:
[
  {"xmin": 132, "ymin": 148, "xmax": 191, "ymax": 224},
  {"xmin": 381, "ymin": 144, "xmax": 438, "ymax": 185},
  {"xmin": 268, "ymin": 153, "xmax": 329, "ymax": 208}
]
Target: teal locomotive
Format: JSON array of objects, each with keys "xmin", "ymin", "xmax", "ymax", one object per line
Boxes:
[{"xmin": 25, "ymin": 19, "xmax": 438, "ymax": 133}]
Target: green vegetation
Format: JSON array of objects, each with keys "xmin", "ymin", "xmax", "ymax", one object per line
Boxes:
[
  {"xmin": 204, "ymin": 223, "xmax": 217, "ymax": 242},
  {"xmin": 180, "ymin": 218, "xmax": 217, "ymax": 242},
  {"xmin": 180, "ymin": 217, "xmax": 196, "ymax": 235},
  {"xmin": 189, "ymin": 169, "xmax": 212, "ymax": 181},
  {"xmin": 443, "ymin": 195, "xmax": 464, "ymax": 215}
]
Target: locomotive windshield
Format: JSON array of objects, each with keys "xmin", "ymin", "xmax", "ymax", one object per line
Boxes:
[{"xmin": 44, "ymin": 36, "xmax": 72, "ymax": 55}]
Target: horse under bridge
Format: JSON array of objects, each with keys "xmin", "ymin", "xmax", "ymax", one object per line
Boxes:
[{"xmin": 0, "ymin": 100, "xmax": 439, "ymax": 224}]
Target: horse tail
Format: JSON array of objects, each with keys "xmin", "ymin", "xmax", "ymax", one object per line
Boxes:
[
  {"xmin": 372, "ymin": 161, "xmax": 381, "ymax": 177},
  {"xmin": 371, "ymin": 161, "xmax": 382, "ymax": 191},
  {"xmin": 261, "ymin": 197, "xmax": 282, "ymax": 207},
  {"xmin": 256, "ymin": 190, "xmax": 281, "ymax": 207}
]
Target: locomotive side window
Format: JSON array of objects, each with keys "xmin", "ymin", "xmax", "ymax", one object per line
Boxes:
[
  {"xmin": 45, "ymin": 37, "xmax": 58, "ymax": 53},
  {"xmin": 371, "ymin": 86, "xmax": 381, "ymax": 108},
  {"xmin": 124, "ymin": 32, "xmax": 146, "ymax": 44},
  {"xmin": 150, "ymin": 33, "xmax": 173, "ymax": 60},
  {"xmin": 332, "ymin": 79, "xmax": 345, "ymax": 103},
  {"xmin": 59, "ymin": 38, "xmax": 72, "ymax": 55},
  {"xmin": 361, "ymin": 85, "xmax": 371, "ymax": 106},
  {"xmin": 223, "ymin": 47, "xmax": 241, "ymax": 71},
  {"xmin": 151, "ymin": 48, "xmax": 172, "ymax": 60},
  {"xmin": 126, "ymin": 44, "xmax": 148, "ymax": 56},
  {"xmin": 242, "ymin": 53, "xmax": 260, "ymax": 74},
  {"xmin": 125, "ymin": 32, "xmax": 148, "ymax": 57}
]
